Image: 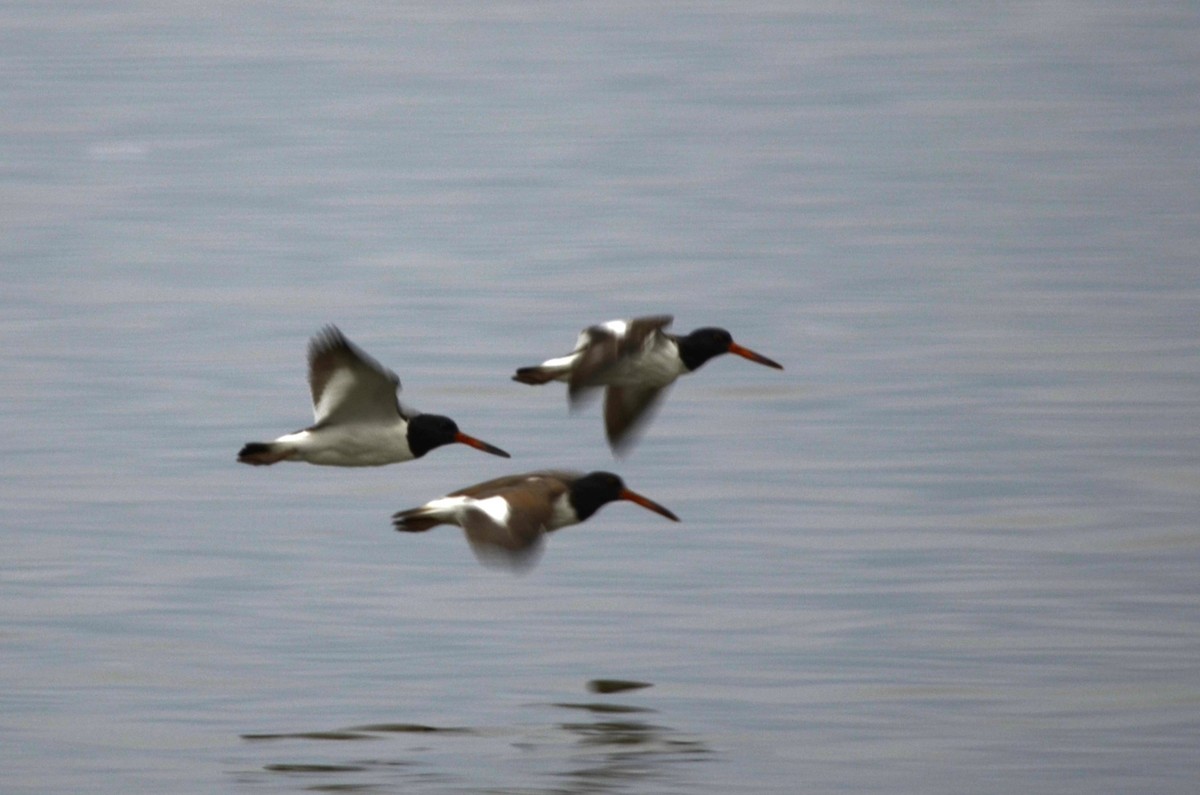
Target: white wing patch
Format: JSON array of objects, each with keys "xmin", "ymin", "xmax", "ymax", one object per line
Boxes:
[
  {"xmin": 572, "ymin": 329, "xmax": 591, "ymax": 350},
  {"xmin": 599, "ymin": 319, "xmax": 628, "ymax": 337},
  {"xmin": 419, "ymin": 494, "xmax": 512, "ymax": 526},
  {"xmin": 470, "ymin": 495, "xmax": 513, "ymax": 526}
]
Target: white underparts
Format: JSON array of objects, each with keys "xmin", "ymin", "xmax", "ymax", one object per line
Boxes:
[{"xmin": 272, "ymin": 422, "xmax": 413, "ymax": 466}]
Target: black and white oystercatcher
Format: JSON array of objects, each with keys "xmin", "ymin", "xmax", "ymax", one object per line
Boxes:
[
  {"xmin": 238, "ymin": 326, "xmax": 510, "ymax": 466},
  {"xmin": 392, "ymin": 470, "xmax": 679, "ymax": 569},
  {"xmin": 513, "ymin": 315, "xmax": 783, "ymax": 453}
]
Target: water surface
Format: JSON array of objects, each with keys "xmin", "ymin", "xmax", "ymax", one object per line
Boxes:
[{"xmin": 3, "ymin": 2, "xmax": 1198, "ymax": 793}]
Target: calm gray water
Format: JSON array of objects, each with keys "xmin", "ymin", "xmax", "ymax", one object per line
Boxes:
[{"xmin": 3, "ymin": 2, "xmax": 1198, "ymax": 793}]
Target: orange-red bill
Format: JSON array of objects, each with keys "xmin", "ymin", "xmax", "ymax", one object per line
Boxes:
[
  {"xmin": 728, "ymin": 341, "xmax": 783, "ymax": 370},
  {"xmin": 455, "ymin": 432, "xmax": 512, "ymax": 458},
  {"xmin": 619, "ymin": 488, "xmax": 680, "ymax": 522}
]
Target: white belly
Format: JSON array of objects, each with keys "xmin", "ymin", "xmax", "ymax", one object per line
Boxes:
[
  {"xmin": 276, "ymin": 423, "xmax": 413, "ymax": 466},
  {"xmin": 604, "ymin": 346, "xmax": 684, "ymax": 388}
]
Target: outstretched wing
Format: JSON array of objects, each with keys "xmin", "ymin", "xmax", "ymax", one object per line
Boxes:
[
  {"xmin": 603, "ymin": 384, "xmax": 669, "ymax": 455},
  {"xmin": 460, "ymin": 508, "xmax": 547, "ymax": 571},
  {"xmin": 307, "ymin": 326, "xmax": 402, "ymax": 426},
  {"xmin": 451, "ymin": 471, "xmax": 578, "ymax": 570}
]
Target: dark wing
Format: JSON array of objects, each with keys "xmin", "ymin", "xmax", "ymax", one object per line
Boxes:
[
  {"xmin": 624, "ymin": 315, "xmax": 675, "ymax": 346},
  {"xmin": 604, "ymin": 384, "xmax": 669, "ymax": 456},
  {"xmin": 448, "ymin": 469, "xmax": 582, "ymax": 500},
  {"xmin": 460, "ymin": 502, "xmax": 547, "ymax": 571},
  {"xmin": 307, "ymin": 326, "xmax": 402, "ymax": 426},
  {"xmin": 567, "ymin": 315, "xmax": 673, "ymax": 404},
  {"xmin": 566, "ymin": 326, "xmax": 619, "ymax": 405},
  {"xmin": 464, "ymin": 529, "xmax": 545, "ymax": 571},
  {"xmin": 457, "ymin": 473, "xmax": 576, "ymax": 571}
]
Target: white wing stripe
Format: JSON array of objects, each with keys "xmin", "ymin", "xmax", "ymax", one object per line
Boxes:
[
  {"xmin": 472, "ymin": 496, "xmax": 512, "ymax": 526},
  {"xmin": 600, "ymin": 319, "xmax": 628, "ymax": 336}
]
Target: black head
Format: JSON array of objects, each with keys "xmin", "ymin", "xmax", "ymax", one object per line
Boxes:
[
  {"xmin": 406, "ymin": 414, "xmax": 511, "ymax": 459},
  {"xmin": 677, "ymin": 327, "xmax": 735, "ymax": 370},
  {"xmin": 677, "ymin": 327, "xmax": 783, "ymax": 372},
  {"xmin": 569, "ymin": 471, "xmax": 680, "ymax": 523}
]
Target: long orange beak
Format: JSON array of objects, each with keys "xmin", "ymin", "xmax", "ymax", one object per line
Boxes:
[
  {"xmin": 728, "ymin": 341, "xmax": 783, "ymax": 370},
  {"xmin": 455, "ymin": 431, "xmax": 511, "ymax": 458},
  {"xmin": 619, "ymin": 488, "xmax": 680, "ymax": 522}
]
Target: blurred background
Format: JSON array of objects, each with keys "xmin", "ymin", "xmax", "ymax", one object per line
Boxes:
[{"xmin": 3, "ymin": 2, "xmax": 1198, "ymax": 793}]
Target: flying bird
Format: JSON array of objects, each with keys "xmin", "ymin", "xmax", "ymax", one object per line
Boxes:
[
  {"xmin": 392, "ymin": 470, "xmax": 679, "ymax": 570},
  {"xmin": 238, "ymin": 326, "xmax": 510, "ymax": 466},
  {"xmin": 512, "ymin": 315, "xmax": 783, "ymax": 453}
]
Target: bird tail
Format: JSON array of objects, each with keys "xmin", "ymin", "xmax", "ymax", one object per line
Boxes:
[
  {"xmin": 512, "ymin": 365, "xmax": 563, "ymax": 385},
  {"xmin": 237, "ymin": 442, "xmax": 294, "ymax": 465},
  {"xmin": 392, "ymin": 508, "xmax": 445, "ymax": 533}
]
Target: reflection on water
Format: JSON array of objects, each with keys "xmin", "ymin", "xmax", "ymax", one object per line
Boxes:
[
  {"xmin": 237, "ymin": 681, "xmax": 710, "ymax": 793},
  {"xmin": 553, "ymin": 702, "xmax": 653, "ymax": 715},
  {"xmin": 242, "ymin": 723, "xmax": 471, "ymax": 742},
  {"xmin": 587, "ymin": 679, "xmax": 653, "ymax": 695},
  {"xmin": 555, "ymin": 715, "xmax": 711, "ymax": 793}
]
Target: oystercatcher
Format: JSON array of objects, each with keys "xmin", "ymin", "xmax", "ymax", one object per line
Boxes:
[
  {"xmin": 392, "ymin": 470, "xmax": 679, "ymax": 569},
  {"xmin": 238, "ymin": 326, "xmax": 510, "ymax": 466},
  {"xmin": 512, "ymin": 315, "xmax": 783, "ymax": 453}
]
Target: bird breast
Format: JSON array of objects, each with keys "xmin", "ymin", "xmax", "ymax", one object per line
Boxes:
[{"xmin": 606, "ymin": 336, "xmax": 686, "ymax": 388}]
